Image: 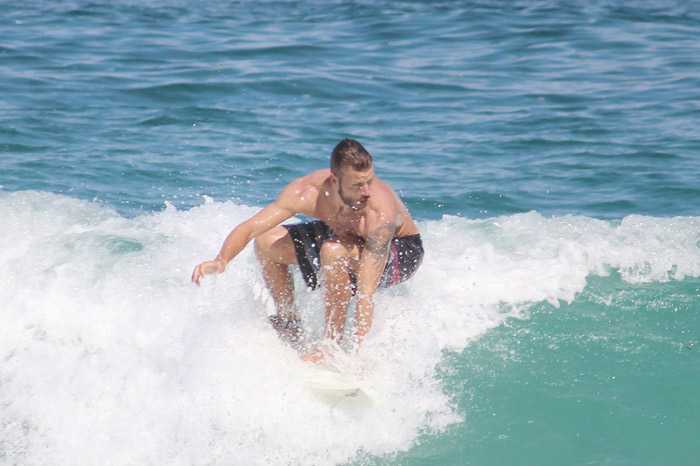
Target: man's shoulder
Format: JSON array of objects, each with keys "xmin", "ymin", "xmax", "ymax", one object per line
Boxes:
[
  {"xmin": 307, "ymin": 169, "xmax": 332, "ymax": 184},
  {"xmin": 368, "ymin": 178, "xmax": 418, "ymax": 234},
  {"xmin": 373, "ymin": 176, "xmax": 394, "ymax": 193},
  {"xmin": 286, "ymin": 169, "xmax": 329, "ymax": 191},
  {"xmin": 371, "ymin": 178, "xmax": 401, "ymax": 209},
  {"xmin": 277, "ymin": 170, "xmax": 329, "ymax": 213},
  {"xmin": 283, "ymin": 169, "xmax": 327, "ymax": 189}
]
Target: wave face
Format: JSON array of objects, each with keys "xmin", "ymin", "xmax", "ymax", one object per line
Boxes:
[{"xmin": 2, "ymin": 191, "xmax": 698, "ymax": 465}]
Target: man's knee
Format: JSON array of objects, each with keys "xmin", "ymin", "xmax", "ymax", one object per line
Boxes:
[{"xmin": 320, "ymin": 239, "xmax": 360, "ymax": 264}]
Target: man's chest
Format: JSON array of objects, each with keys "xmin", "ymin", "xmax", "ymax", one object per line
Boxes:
[{"xmin": 314, "ymin": 204, "xmax": 368, "ymax": 238}]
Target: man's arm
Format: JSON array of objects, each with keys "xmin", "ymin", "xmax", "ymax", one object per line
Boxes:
[
  {"xmin": 191, "ymin": 178, "xmax": 310, "ymax": 285},
  {"xmin": 299, "ymin": 220, "xmax": 394, "ymax": 365},
  {"xmin": 191, "ymin": 202, "xmax": 295, "ymax": 285},
  {"xmin": 353, "ymin": 220, "xmax": 395, "ymax": 346}
]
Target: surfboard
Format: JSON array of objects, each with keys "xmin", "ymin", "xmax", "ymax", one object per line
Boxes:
[{"xmin": 302, "ymin": 368, "xmax": 373, "ymax": 401}]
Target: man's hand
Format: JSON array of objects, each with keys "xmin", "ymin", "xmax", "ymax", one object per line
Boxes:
[
  {"xmin": 191, "ymin": 260, "xmax": 226, "ymax": 286},
  {"xmin": 301, "ymin": 349, "xmax": 326, "ymax": 365}
]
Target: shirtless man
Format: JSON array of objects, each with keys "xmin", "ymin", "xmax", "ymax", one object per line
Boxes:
[{"xmin": 191, "ymin": 139, "xmax": 423, "ymax": 363}]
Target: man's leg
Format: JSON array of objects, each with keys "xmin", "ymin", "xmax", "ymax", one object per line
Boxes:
[
  {"xmin": 319, "ymin": 237, "xmax": 362, "ymax": 343},
  {"xmin": 254, "ymin": 226, "xmax": 298, "ymax": 321}
]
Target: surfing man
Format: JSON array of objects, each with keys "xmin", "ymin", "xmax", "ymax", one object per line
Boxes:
[{"xmin": 191, "ymin": 139, "xmax": 423, "ymax": 363}]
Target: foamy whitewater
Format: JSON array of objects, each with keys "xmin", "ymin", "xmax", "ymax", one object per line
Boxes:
[{"xmin": 2, "ymin": 191, "xmax": 698, "ymax": 465}]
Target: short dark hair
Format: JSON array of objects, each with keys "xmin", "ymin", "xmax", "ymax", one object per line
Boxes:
[{"xmin": 330, "ymin": 138, "xmax": 373, "ymax": 175}]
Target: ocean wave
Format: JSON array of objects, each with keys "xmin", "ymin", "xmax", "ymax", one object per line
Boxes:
[{"xmin": 1, "ymin": 191, "xmax": 698, "ymax": 465}]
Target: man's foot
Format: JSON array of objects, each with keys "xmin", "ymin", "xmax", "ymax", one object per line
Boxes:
[{"xmin": 268, "ymin": 314, "xmax": 305, "ymax": 349}]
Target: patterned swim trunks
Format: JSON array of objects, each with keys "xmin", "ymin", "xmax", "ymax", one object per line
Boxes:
[{"xmin": 283, "ymin": 220, "xmax": 424, "ymax": 291}]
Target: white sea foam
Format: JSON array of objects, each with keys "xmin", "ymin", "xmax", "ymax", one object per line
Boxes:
[{"xmin": 1, "ymin": 192, "xmax": 699, "ymax": 465}]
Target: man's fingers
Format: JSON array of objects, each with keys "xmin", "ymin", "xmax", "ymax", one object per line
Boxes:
[
  {"xmin": 191, "ymin": 261, "xmax": 222, "ymax": 286},
  {"xmin": 301, "ymin": 350, "xmax": 325, "ymax": 364},
  {"xmin": 191, "ymin": 266, "xmax": 202, "ymax": 285}
]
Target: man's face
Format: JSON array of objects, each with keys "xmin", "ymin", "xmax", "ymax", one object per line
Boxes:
[{"xmin": 334, "ymin": 166, "xmax": 374, "ymax": 211}]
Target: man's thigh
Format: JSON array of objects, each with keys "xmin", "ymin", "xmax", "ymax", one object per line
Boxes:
[
  {"xmin": 282, "ymin": 220, "xmax": 330, "ymax": 289},
  {"xmin": 256, "ymin": 225, "xmax": 298, "ymax": 265}
]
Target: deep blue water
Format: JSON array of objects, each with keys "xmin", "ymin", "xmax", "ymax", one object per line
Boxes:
[
  {"xmin": 1, "ymin": 1, "xmax": 699, "ymax": 465},
  {"xmin": 4, "ymin": 0, "xmax": 700, "ymax": 220}
]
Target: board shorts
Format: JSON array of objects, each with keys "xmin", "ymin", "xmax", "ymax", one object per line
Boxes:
[{"xmin": 283, "ymin": 220, "xmax": 424, "ymax": 292}]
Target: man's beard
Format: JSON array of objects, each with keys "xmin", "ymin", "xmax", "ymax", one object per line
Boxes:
[{"xmin": 338, "ymin": 185, "xmax": 369, "ymax": 211}]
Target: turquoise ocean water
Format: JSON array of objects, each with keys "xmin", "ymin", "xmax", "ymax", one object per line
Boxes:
[{"xmin": 2, "ymin": 1, "xmax": 699, "ymax": 464}]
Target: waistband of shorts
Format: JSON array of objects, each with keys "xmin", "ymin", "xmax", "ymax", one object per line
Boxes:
[{"xmin": 395, "ymin": 233, "xmax": 422, "ymax": 242}]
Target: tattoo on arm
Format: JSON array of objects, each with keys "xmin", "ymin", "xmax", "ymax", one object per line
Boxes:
[{"xmin": 365, "ymin": 222, "xmax": 395, "ymax": 264}]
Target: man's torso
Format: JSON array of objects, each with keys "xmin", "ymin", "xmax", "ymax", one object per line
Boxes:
[{"xmin": 292, "ymin": 169, "xmax": 419, "ymax": 240}]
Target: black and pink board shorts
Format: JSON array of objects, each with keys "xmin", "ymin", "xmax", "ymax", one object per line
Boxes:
[{"xmin": 283, "ymin": 220, "xmax": 424, "ymax": 291}]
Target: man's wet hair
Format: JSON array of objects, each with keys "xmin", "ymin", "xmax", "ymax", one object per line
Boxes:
[{"xmin": 330, "ymin": 138, "xmax": 373, "ymax": 175}]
